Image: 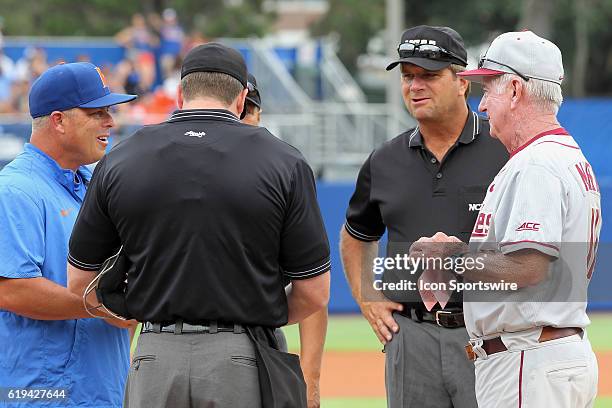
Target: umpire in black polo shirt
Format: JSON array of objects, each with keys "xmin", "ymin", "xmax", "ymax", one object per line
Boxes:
[
  {"xmin": 67, "ymin": 43, "xmax": 330, "ymax": 407},
  {"xmin": 340, "ymin": 26, "xmax": 507, "ymax": 407}
]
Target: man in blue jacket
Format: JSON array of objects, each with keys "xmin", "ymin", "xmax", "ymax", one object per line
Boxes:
[{"xmin": 0, "ymin": 62, "xmax": 136, "ymax": 407}]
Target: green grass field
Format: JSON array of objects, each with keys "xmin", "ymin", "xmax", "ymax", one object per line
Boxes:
[{"xmin": 280, "ymin": 313, "xmax": 612, "ymax": 408}]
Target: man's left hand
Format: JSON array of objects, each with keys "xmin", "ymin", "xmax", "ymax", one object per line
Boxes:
[
  {"xmin": 410, "ymin": 232, "xmax": 468, "ymax": 310},
  {"xmin": 411, "ymin": 232, "xmax": 467, "ymax": 259},
  {"xmin": 104, "ymin": 317, "xmax": 138, "ymax": 330},
  {"xmin": 305, "ymin": 379, "xmax": 320, "ymax": 408}
]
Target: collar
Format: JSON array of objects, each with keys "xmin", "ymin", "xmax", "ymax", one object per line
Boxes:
[
  {"xmin": 509, "ymin": 127, "xmax": 569, "ymax": 159},
  {"xmin": 24, "ymin": 143, "xmax": 92, "ymax": 193},
  {"xmin": 167, "ymin": 109, "xmax": 240, "ymax": 124},
  {"xmin": 408, "ymin": 110, "xmax": 483, "ymax": 148}
]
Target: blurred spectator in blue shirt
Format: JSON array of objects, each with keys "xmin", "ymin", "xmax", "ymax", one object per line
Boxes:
[
  {"xmin": 115, "ymin": 14, "xmax": 157, "ymax": 93},
  {"xmin": 159, "ymin": 8, "xmax": 184, "ymax": 79},
  {"xmin": 0, "ymin": 47, "xmax": 15, "ymax": 102}
]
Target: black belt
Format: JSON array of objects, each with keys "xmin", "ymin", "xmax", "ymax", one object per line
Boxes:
[
  {"xmin": 399, "ymin": 306, "xmax": 465, "ymax": 328},
  {"xmin": 141, "ymin": 320, "xmax": 245, "ymax": 335}
]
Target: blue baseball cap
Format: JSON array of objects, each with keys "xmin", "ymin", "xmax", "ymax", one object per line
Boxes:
[{"xmin": 29, "ymin": 62, "xmax": 137, "ymax": 118}]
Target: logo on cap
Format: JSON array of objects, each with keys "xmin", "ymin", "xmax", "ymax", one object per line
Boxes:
[{"xmin": 95, "ymin": 67, "xmax": 108, "ymax": 88}]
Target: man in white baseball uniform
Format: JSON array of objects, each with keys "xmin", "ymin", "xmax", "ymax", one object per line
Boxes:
[{"xmin": 415, "ymin": 31, "xmax": 601, "ymax": 408}]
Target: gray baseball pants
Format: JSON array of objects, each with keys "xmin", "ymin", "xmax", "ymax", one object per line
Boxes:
[
  {"xmin": 124, "ymin": 331, "xmax": 261, "ymax": 408},
  {"xmin": 385, "ymin": 312, "xmax": 477, "ymax": 408}
]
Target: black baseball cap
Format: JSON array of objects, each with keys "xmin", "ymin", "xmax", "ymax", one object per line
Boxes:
[
  {"xmin": 246, "ymin": 73, "xmax": 261, "ymax": 109},
  {"xmin": 240, "ymin": 73, "xmax": 261, "ymax": 120},
  {"xmin": 181, "ymin": 43, "xmax": 248, "ymax": 88},
  {"xmin": 386, "ymin": 25, "xmax": 468, "ymax": 71}
]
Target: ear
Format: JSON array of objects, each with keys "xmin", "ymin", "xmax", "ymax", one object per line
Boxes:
[
  {"xmin": 236, "ymin": 88, "xmax": 249, "ymax": 118},
  {"xmin": 458, "ymin": 77, "xmax": 469, "ymax": 97},
  {"xmin": 48, "ymin": 111, "xmax": 66, "ymax": 134},
  {"xmin": 177, "ymin": 84, "xmax": 184, "ymax": 109},
  {"xmin": 509, "ymin": 78, "xmax": 523, "ymax": 109}
]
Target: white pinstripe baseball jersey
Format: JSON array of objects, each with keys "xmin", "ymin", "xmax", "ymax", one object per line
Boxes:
[{"xmin": 465, "ymin": 128, "xmax": 602, "ymax": 339}]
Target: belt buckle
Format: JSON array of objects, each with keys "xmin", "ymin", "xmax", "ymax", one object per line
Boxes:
[
  {"xmin": 435, "ymin": 310, "xmax": 451, "ymax": 327},
  {"xmin": 465, "ymin": 343, "xmax": 476, "ymax": 361},
  {"xmin": 467, "ymin": 338, "xmax": 488, "ymax": 361}
]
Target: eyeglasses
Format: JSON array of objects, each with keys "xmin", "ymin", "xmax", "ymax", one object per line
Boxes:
[
  {"xmin": 478, "ymin": 57, "xmax": 530, "ymax": 82},
  {"xmin": 398, "ymin": 42, "xmax": 467, "ymax": 65}
]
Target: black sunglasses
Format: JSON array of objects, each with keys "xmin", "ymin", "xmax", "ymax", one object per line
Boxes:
[
  {"xmin": 398, "ymin": 42, "xmax": 467, "ymax": 65},
  {"xmin": 478, "ymin": 57, "xmax": 530, "ymax": 82}
]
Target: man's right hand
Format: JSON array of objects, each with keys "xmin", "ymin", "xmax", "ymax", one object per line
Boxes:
[
  {"xmin": 358, "ymin": 299, "xmax": 403, "ymax": 344},
  {"xmin": 339, "ymin": 229, "xmax": 403, "ymax": 344}
]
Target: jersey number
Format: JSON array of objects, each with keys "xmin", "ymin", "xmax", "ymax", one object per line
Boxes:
[
  {"xmin": 587, "ymin": 207, "xmax": 601, "ymax": 279},
  {"xmin": 472, "ymin": 212, "xmax": 492, "ymax": 238}
]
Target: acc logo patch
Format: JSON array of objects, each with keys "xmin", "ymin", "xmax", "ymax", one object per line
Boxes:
[{"xmin": 516, "ymin": 222, "xmax": 540, "ymax": 232}]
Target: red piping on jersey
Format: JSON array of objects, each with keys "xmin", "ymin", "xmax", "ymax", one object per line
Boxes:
[
  {"xmin": 518, "ymin": 350, "xmax": 525, "ymax": 408},
  {"xmin": 533, "ymin": 140, "xmax": 579, "ymax": 150},
  {"xmin": 499, "ymin": 240, "xmax": 560, "ymax": 251},
  {"xmin": 509, "ymin": 127, "xmax": 570, "ymax": 159}
]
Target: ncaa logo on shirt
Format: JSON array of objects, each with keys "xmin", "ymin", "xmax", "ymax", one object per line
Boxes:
[{"xmin": 468, "ymin": 203, "xmax": 482, "ymax": 212}]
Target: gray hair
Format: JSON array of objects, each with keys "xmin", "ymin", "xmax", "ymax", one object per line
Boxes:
[
  {"xmin": 181, "ymin": 71, "xmax": 244, "ymax": 105},
  {"xmin": 31, "ymin": 115, "xmax": 49, "ymax": 132},
  {"xmin": 491, "ymin": 74, "xmax": 563, "ymax": 114},
  {"xmin": 449, "ymin": 64, "xmax": 471, "ymax": 100},
  {"xmin": 32, "ymin": 108, "xmax": 80, "ymax": 132}
]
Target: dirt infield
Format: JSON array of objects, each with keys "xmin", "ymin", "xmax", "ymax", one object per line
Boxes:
[
  {"xmin": 321, "ymin": 351, "xmax": 385, "ymax": 397},
  {"xmin": 600, "ymin": 352, "xmax": 612, "ymax": 396},
  {"xmin": 320, "ymin": 351, "xmax": 612, "ymax": 398}
]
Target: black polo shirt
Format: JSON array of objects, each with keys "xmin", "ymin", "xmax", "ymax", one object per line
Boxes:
[
  {"xmin": 345, "ymin": 111, "xmax": 508, "ymax": 305},
  {"xmin": 68, "ymin": 109, "xmax": 330, "ymax": 327}
]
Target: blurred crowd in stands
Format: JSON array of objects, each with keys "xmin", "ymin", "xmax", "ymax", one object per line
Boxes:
[{"xmin": 0, "ymin": 9, "xmax": 208, "ymax": 123}]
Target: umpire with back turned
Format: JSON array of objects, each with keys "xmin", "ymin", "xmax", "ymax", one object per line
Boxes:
[
  {"xmin": 340, "ymin": 26, "xmax": 507, "ymax": 407},
  {"xmin": 67, "ymin": 43, "xmax": 331, "ymax": 407}
]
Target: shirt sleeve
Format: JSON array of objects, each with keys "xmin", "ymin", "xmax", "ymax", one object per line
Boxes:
[
  {"xmin": 280, "ymin": 159, "xmax": 331, "ymax": 280},
  {"xmin": 496, "ymin": 164, "xmax": 564, "ymax": 257},
  {"xmin": 68, "ymin": 157, "xmax": 121, "ymax": 271},
  {"xmin": 0, "ymin": 186, "xmax": 45, "ymax": 278},
  {"xmin": 344, "ymin": 152, "xmax": 385, "ymax": 242}
]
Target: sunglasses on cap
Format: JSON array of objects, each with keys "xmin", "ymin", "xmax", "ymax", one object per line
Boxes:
[
  {"xmin": 478, "ymin": 57, "xmax": 530, "ymax": 82},
  {"xmin": 247, "ymin": 81, "xmax": 260, "ymax": 99},
  {"xmin": 398, "ymin": 42, "xmax": 467, "ymax": 65}
]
